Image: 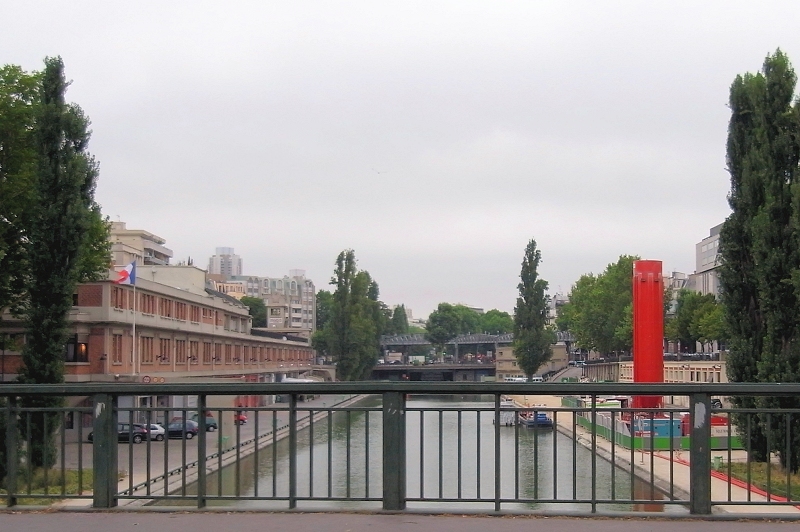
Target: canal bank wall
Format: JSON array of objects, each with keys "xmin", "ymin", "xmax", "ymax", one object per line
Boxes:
[
  {"xmin": 118, "ymin": 394, "xmax": 370, "ymax": 506},
  {"xmin": 506, "ymin": 393, "xmax": 688, "ymax": 501}
]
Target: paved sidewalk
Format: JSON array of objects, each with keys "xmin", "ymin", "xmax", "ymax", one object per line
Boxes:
[{"xmin": 2, "ymin": 511, "xmax": 800, "ymax": 532}]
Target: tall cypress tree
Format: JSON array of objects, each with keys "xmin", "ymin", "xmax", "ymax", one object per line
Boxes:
[
  {"xmin": 17, "ymin": 57, "xmax": 102, "ymax": 467},
  {"xmin": 719, "ymin": 50, "xmax": 800, "ymax": 469},
  {"xmin": 513, "ymin": 239, "xmax": 554, "ymax": 378}
]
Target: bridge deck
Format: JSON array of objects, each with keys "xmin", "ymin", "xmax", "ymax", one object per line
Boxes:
[{"xmin": 1, "ymin": 510, "xmax": 797, "ymax": 529}]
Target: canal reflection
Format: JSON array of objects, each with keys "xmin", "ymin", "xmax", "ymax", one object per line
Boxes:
[{"xmin": 201, "ymin": 395, "xmax": 682, "ymax": 513}]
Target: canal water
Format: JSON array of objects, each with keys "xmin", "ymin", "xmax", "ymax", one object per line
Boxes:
[{"xmin": 202, "ymin": 395, "xmax": 682, "ymax": 513}]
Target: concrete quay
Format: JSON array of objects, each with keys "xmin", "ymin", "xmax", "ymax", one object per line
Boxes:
[{"xmin": 508, "ymin": 393, "xmax": 800, "ymax": 516}]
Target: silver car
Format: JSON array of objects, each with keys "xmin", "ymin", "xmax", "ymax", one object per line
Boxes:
[{"xmin": 145, "ymin": 423, "xmax": 165, "ymax": 441}]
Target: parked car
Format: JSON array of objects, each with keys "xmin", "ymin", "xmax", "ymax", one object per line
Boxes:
[
  {"xmin": 234, "ymin": 411, "xmax": 248, "ymax": 425},
  {"xmin": 711, "ymin": 398, "xmax": 723, "ymax": 409},
  {"xmin": 88, "ymin": 423, "xmax": 148, "ymax": 444},
  {"xmin": 167, "ymin": 419, "xmax": 200, "ymax": 439},
  {"xmin": 145, "ymin": 423, "xmax": 165, "ymax": 441},
  {"xmin": 189, "ymin": 412, "xmax": 219, "ymax": 431}
]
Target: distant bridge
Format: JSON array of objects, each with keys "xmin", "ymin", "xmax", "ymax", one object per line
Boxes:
[{"xmin": 380, "ymin": 331, "xmax": 574, "ymax": 348}]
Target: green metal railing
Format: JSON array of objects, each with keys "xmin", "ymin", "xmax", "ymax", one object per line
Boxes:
[{"xmin": 2, "ymin": 382, "xmax": 800, "ymax": 518}]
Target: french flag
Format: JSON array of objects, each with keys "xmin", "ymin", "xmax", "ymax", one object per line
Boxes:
[{"xmin": 114, "ymin": 261, "xmax": 137, "ymax": 285}]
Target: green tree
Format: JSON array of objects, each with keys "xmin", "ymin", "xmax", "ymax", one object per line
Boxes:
[
  {"xmin": 240, "ymin": 296, "xmax": 267, "ymax": 328},
  {"xmin": 696, "ymin": 303, "xmax": 727, "ymax": 346},
  {"xmin": 480, "ymin": 309, "xmax": 513, "ymax": 334},
  {"xmin": 315, "ymin": 290, "xmax": 333, "ymax": 331},
  {"xmin": 425, "ymin": 303, "xmax": 461, "ymax": 353},
  {"xmin": 16, "ymin": 57, "xmax": 105, "ymax": 468},
  {"xmin": 391, "ymin": 304, "xmax": 409, "ymax": 334},
  {"xmin": 557, "ymin": 255, "xmax": 638, "ymax": 356},
  {"xmin": 316, "ymin": 250, "xmax": 384, "ymax": 380},
  {"xmin": 513, "ymin": 239, "xmax": 554, "ymax": 378},
  {"xmin": 0, "ymin": 65, "xmax": 39, "ymax": 318},
  {"xmin": 665, "ymin": 290, "xmax": 716, "ymax": 352},
  {"xmin": 719, "ymin": 50, "xmax": 800, "ymax": 469}
]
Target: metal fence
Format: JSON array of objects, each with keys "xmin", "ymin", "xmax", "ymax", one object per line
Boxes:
[{"xmin": 2, "ymin": 382, "xmax": 800, "ymax": 518}]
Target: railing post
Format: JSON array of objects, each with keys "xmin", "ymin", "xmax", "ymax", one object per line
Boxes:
[
  {"xmin": 5, "ymin": 396, "xmax": 18, "ymax": 507},
  {"xmin": 383, "ymin": 391, "xmax": 406, "ymax": 510},
  {"xmin": 93, "ymin": 393, "xmax": 118, "ymax": 508},
  {"xmin": 197, "ymin": 394, "xmax": 207, "ymax": 509},
  {"xmin": 689, "ymin": 392, "xmax": 712, "ymax": 514},
  {"xmin": 289, "ymin": 393, "xmax": 297, "ymax": 509}
]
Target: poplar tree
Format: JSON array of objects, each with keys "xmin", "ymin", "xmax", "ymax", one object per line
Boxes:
[
  {"xmin": 719, "ymin": 50, "xmax": 800, "ymax": 469},
  {"xmin": 391, "ymin": 305, "xmax": 409, "ymax": 334},
  {"xmin": 513, "ymin": 239, "xmax": 554, "ymax": 378},
  {"xmin": 321, "ymin": 250, "xmax": 382, "ymax": 381},
  {"xmin": 17, "ymin": 57, "xmax": 104, "ymax": 467}
]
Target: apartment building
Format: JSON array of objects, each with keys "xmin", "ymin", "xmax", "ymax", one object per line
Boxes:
[
  {"xmin": 230, "ymin": 269, "xmax": 316, "ymax": 334},
  {"xmin": 110, "ymin": 221, "xmax": 173, "ymax": 266}
]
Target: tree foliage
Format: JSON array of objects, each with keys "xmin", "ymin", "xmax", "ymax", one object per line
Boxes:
[
  {"xmin": 240, "ymin": 296, "xmax": 267, "ymax": 328},
  {"xmin": 556, "ymin": 255, "xmax": 638, "ymax": 356},
  {"xmin": 390, "ymin": 304, "xmax": 409, "ymax": 334},
  {"xmin": 314, "ymin": 250, "xmax": 386, "ymax": 380},
  {"xmin": 0, "ymin": 63, "xmax": 110, "ymax": 322},
  {"xmin": 513, "ymin": 239, "xmax": 554, "ymax": 378},
  {"xmin": 719, "ymin": 49, "xmax": 800, "ymax": 470},
  {"xmin": 424, "ymin": 303, "xmax": 489, "ymax": 351},
  {"xmin": 665, "ymin": 290, "xmax": 718, "ymax": 352},
  {"xmin": 13, "ymin": 57, "xmax": 107, "ymax": 468},
  {"xmin": 481, "ymin": 309, "xmax": 513, "ymax": 334}
]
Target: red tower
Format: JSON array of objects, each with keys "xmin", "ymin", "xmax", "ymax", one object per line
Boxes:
[{"xmin": 632, "ymin": 260, "xmax": 664, "ymax": 409}]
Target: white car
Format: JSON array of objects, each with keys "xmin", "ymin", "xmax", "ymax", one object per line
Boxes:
[{"xmin": 145, "ymin": 423, "xmax": 165, "ymax": 441}]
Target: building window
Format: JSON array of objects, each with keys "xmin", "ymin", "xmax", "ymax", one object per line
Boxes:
[
  {"xmin": 112, "ymin": 334, "xmax": 123, "ymax": 364},
  {"xmin": 214, "ymin": 343, "xmax": 222, "ymax": 363},
  {"xmin": 159, "ymin": 338, "xmax": 171, "ymax": 363},
  {"xmin": 141, "ymin": 337, "xmax": 154, "ymax": 364},
  {"xmin": 203, "ymin": 342, "xmax": 212, "ymax": 364},
  {"xmin": 190, "ymin": 305, "xmax": 200, "ymax": 323},
  {"xmin": 225, "ymin": 344, "xmax": 232, "ymax": 364},
  {"xmin": 111, "ymin": 287, "xmax": 126, "ymax": 310},
  {"xmin": 176, "ymin": 340, "xmax": 186, "ymax": 364},
  {"xmin": 190, "ymin": 341, "xmax": 199, "ymax": 364},
  {"xmin": 159, "ymin": 297, "xmax": 173, "ymax": 318},
  {"xmin": 175, "ymin": 302, "xmax": 187, "ymax": 321},
  {"xmin": 63, "ymin": 335, "xmax": 89, "ymax": 363}
]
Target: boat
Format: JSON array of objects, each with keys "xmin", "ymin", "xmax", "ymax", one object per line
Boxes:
[
  {"xmin": 518, "ymin": 411, "xmax": 554, "ymax": 429},
  {"xmin": 498, "ymin": 398, "xmax": 517, "ymax": 426}
]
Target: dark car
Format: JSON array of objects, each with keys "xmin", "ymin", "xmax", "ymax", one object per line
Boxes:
[
  {"xmin": 88, "ymin": 423, "xmax": 147, "ymax": 444},
  {"xmin": 190, "ymin": 412, "xmax": 219, "ymax": 431},
  {"xmin": 167, "ymin": 419, "xmax": 200, "ymax": 439}
]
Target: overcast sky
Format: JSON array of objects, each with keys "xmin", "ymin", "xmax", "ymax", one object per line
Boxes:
[{"xmin": 4, "ymin": 2, "xmax": 800, "ymax": 319}]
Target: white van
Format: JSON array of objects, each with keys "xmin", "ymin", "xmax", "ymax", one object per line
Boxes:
[
  {"xmin": 503, "ymin": 377, "xmax": 527, "ymax": 383},
  {"xmin": 530, "ymin": 375, "xmax": 544, "ymax": 383}
]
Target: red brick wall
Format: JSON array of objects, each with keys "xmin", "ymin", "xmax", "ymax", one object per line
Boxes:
[{"xmin": 77, "ymin": 284, "xmax": 103, "ymax": 307}]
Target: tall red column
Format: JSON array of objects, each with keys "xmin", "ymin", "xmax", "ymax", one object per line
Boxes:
[{"xmin": 632, "ymin": 260, "xmax": 664, "ymax": 409}]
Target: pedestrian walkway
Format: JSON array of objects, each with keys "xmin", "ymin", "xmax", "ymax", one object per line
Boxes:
[{"xmin": 2, "ymin": 510, "xmax": 799, "ymax": 532}]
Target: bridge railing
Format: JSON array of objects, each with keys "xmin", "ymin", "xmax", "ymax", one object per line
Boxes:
[{"xmin": 2, "ymin": 382, "xmax": 800, "ymax": 518}]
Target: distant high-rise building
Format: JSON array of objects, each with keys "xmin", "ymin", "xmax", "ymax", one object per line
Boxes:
[{"xmin": 207, "ymin": 247, "xmax": 243, "ymax": 280}]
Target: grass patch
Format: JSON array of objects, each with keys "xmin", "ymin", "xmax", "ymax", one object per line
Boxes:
[
  {"xmin": 1, "ymin": 468, "xmax": 94, "ymax": 505},
  {"xmin": 725, "ymin": 461, "xmax": 800, "ymax": 501}
]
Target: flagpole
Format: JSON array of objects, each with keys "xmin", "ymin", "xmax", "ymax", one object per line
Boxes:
[{"xmin": 132, "ymin": 282, "xmax": 137, "ymax": 377}]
